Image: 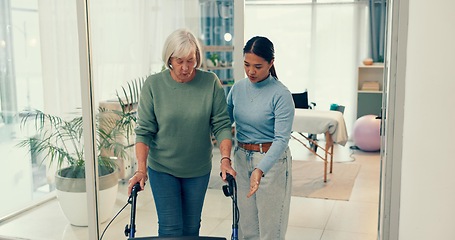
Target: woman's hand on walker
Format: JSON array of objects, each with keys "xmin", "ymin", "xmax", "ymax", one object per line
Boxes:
[
  {"xmin": 220, "ymin": 157, "xmax": 236, "ymax": 182},
  {"xmin": 128, "ymin": 170, "xmax": 148, "ymax": 196}
]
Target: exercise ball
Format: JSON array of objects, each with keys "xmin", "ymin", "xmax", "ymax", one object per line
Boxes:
[{"xmin": 352, "ymin": 115, "xmax": 381, "ymax": 151}]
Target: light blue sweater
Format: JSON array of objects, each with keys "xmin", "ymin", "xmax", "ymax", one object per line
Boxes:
[{"xmin": 227, "ymin": 75, "xmax": 295, "ymax": 174}]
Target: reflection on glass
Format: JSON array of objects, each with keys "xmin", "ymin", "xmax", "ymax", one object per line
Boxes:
[
  {"xmin": 3, "ymin": 0, "xmax": 202, "ymax": 237},
  {"xmin": 1, "ymin": 0, "xmax": 221, "ymax": 238},
  {"xmin": 0, "ymin": 0, "xmax": 48, "ymax": 219}
]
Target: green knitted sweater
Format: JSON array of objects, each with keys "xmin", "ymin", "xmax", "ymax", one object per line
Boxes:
[{"xmin": 135, "ymin": 69, "xmax": 232, "ymax": 178}]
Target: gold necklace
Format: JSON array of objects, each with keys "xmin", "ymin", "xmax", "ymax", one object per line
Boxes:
[{"xmin": 248, "ymin": 83, "xmax": 262, "ymax": 102}]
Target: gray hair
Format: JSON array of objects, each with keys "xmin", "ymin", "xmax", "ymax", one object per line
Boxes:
[{"xmin": 162, "ymin": 28, "xmax": 202, "ymax": 69}]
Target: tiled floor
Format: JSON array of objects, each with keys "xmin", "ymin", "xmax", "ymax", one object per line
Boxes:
[{"xmin": 0, "ymin": 136, "xmax": 380, "ymax": 240}]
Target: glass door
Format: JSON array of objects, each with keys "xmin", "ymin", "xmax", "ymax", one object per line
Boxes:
[
  {"xmin": 0, "ymin": 0, "xmax": 244, "ymax": 239},
  {"xmin": 0, "ymin": 0, "xmax": 52, "ymax": 220}
]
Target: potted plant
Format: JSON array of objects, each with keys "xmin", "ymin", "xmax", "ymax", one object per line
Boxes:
[{"xmin": 17, "ymin": 77, "xmax": 145, "ymax": 226}]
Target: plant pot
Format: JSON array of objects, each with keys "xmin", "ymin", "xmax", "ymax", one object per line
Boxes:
[{"xmin": 55, "ymin": 167, "xmax": 119, "ymax": 226}]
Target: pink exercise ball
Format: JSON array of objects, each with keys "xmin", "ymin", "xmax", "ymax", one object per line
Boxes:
[{"xmin": 352, "ymin": 115, "xmax": 381, "ymax": 152}]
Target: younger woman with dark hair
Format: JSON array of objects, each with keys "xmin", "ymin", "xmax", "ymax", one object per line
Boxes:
[{"xmin": 222, "ymin": 36, "xmax": 295, "ymax": 239}]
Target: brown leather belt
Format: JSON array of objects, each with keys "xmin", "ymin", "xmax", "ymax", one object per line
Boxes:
[{"xmin": 238, "ymin": 142, "xmax": 272, "ymax": 153}]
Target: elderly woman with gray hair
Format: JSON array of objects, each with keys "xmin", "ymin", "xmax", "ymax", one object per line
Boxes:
[{"xmin": 128, "ymin": 28, "xmax": 233, "ymax": 237}]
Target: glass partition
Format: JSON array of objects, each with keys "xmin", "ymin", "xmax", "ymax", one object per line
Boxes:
[
  {"xmin": 0, "ymin": 0, "xmax": 53, "ymax": 219},
  {"xmin": 0, "ymin": 0, "xmax": 226, "ymax": 239}
]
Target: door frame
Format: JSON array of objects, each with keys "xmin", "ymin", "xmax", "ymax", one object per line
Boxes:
[{"xmin": 378, "ymin": 0, "xmax": 409, "ymax": 239}]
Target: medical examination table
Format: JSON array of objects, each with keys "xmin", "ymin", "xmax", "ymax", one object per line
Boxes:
[{"xmin": 291, "ymin": 109, "xmax": 348, "ymax": 182}]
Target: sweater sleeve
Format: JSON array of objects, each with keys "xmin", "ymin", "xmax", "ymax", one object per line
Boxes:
[
  {"xmin": 256, "ymin": 88, "xmax": 295, "ymax": 174},
  {"xmin": 226, "ymin": 84, "xmax": 234, "ymax": 124},
  {"xmin": 211, "ymin": 76, "xmax": 233, "ymax": 143},
  {"xmin": 135, "ymin": 76, "xmax": 157, "ymax": 147}
]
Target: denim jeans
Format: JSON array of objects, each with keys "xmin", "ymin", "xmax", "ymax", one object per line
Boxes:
[
  {"xmin": 148, "ymin": 167, "xmax": 210, "ymax": 237},
  {"xmin": 234, "ymin": 146, "xmax": 292, "ymax": 240}
]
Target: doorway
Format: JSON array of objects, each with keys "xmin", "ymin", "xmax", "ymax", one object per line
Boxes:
[{"xmin": 244, "ymin": 1, "xmax": 392, "ymax": 239}]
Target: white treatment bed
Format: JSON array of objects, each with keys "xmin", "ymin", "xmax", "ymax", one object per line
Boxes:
[{"xmin": 291, "ymin": 109, "xmax": 349, "ymax": 182}]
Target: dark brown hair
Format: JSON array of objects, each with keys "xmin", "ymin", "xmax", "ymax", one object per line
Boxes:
[{"xmin": 243, "ymin": 36, "xmax": 277, "ymax": 79}]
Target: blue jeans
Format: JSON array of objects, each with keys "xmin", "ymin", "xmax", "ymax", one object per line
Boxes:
[
  {"xmin": 148, "ymin": 167, "xmax": 210, "ymax": 237},
  {"xmin": 235, "ymin": 146, "xmax": 292, "ymax": 240}
]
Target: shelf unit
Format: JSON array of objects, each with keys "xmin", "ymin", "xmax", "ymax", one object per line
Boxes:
[
  {"xmin": 202, "ymin": 45, "xmax": 235, "ymax": 87},
  {"xmin": 199, "ymin": 0, "xmax": 237, "ymax": 93},
  {"xmin": 356, "ymin": 63, "xmax": 384, "ymax": 118}
]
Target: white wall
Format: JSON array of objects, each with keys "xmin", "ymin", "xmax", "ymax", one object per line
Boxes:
[
  {"xmin": 398, "ymin": 0, "xmax": 455, "ymax": 239},
  {"xmin": 244, "ymin": 2, "xmax": 369, "ymax": 135}
]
